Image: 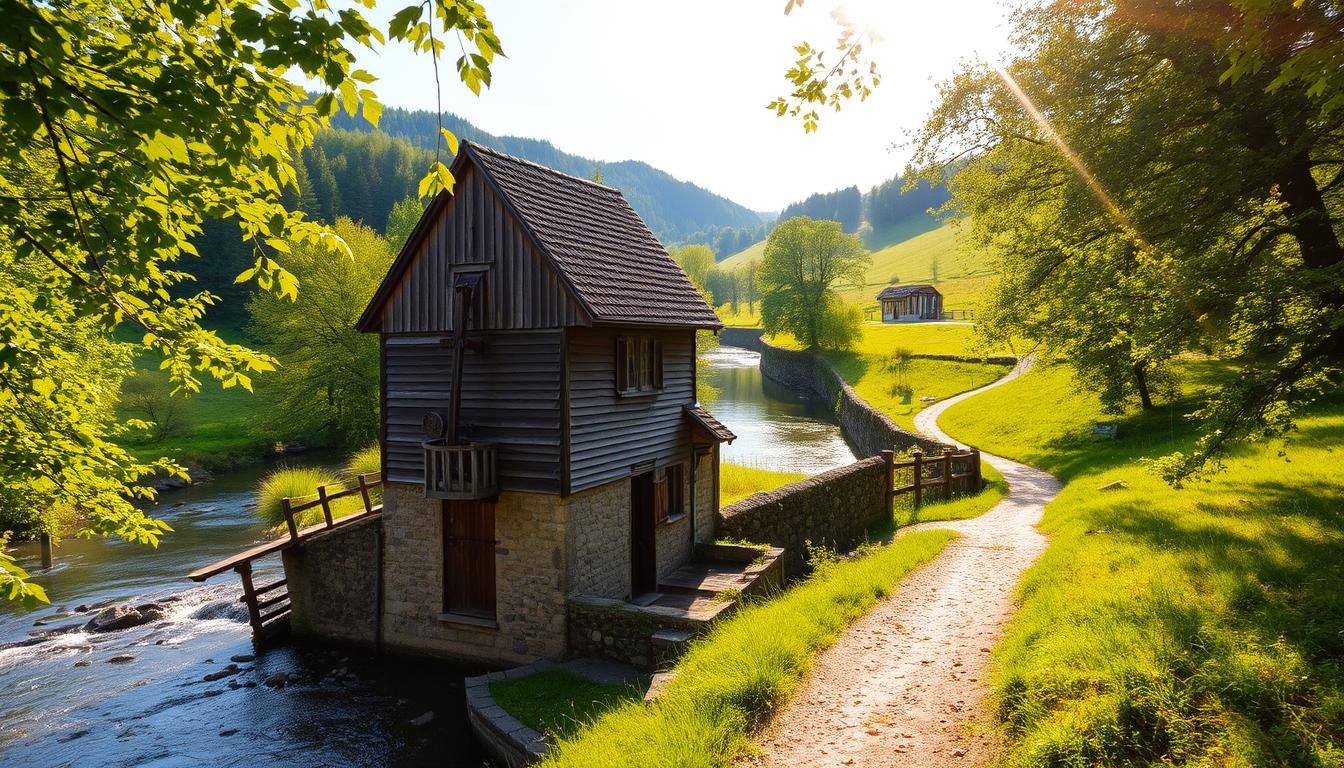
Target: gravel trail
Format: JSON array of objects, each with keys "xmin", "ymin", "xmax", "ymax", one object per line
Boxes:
[{"xmin": 743, "ymin": 361, "xmax": 1061, "ymax": 768}]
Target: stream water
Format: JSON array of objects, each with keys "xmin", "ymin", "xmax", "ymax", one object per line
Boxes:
[{"xmin": 0, "ymin": 345, "xmax": 854, "ymax": 767}]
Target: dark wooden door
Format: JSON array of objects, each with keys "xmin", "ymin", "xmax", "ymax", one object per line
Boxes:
[
  {"xmin": 630, "ymin": 471, "xmax": 658, "ymax": 596},
  {"xmin": 443, "ymin": 500, "xmax": 497, "ymax": 619}
]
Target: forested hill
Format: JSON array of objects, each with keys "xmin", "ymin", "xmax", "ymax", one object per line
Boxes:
[{"xmin": 327, "ymin": 106, "xmax": 768, "ymax": 243}]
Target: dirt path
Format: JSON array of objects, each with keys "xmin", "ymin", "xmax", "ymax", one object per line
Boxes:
[{"xmin": 743, "ymin": 361, "xmax": 1061, "ymax": 768}]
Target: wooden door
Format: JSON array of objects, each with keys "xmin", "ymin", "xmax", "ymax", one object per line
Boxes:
[
  {"xmin": 443, "ymin": 500, "xmax": 497, "ymax": 619},
  {"xmin": 630, "ymin": 471, "xmax": 658, "ymax": 597}
]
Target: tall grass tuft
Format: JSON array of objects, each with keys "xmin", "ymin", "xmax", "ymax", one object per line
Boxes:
[
  {"xmin": 255, "ymin": 466, "xmax": 340, "ymax": 528},
  {"xmin": 343, "ymin": 443, "xmax": 380, "ymax": 480},
  {"xmin": 719, "ymin": 462, "xmax": 808, "ymax": 506},
  {"xmin": 538, "ymin": 528, "xmax": 957, "ymax": 767}
]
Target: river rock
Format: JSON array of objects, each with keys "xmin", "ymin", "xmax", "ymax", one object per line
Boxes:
[
  {"xmin": 106, "ymin": 654, "xmax": 136, "ymax": 664},
  {"xmin": 409, "ymin": 711, "xmax": 435, "ymax": 727},
  {"xmin": 264, "ymin": 672, "xmax": 289, "ymax": 688},
  {"xmin": 229, "ymin": 654, "xmax": 255, "ymax": 663},
  {"xmin": 203, "ymin": 664, "xmax": 240, "ymax": 682},
  {"xmin": 73, "ymin": 660, "xmax": 91, "ymax": 667},
  {"xmin": 84, "ymin": 604, "xmax": 165, "ymax": 633}
]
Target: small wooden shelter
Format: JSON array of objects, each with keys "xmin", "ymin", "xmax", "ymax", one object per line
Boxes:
[{"xmin": 877, "ymin": 284, "xmax": 942, "ymax": 322}]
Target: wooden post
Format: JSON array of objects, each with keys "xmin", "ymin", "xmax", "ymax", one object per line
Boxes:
[
  {"xmin": 39, "ymin": 532, "xmax": 52, "ymax": 570},
  {"xmin": 880, "ymin": 450, "xmax": 894, "ymax": 513},
  {"xmin": 972, "ymin": 449, "xmax": 983, "ymax": 491},
  {"xmin": 943, "ymin": 447, "xmax": 955, "ymax": 500},
  {"xmin": 235, "ymin": 562, "xmax": 263, "ymax": 637},
  {"xmin": 317, "ymin": 485, "xmax": 334, "ymax": 527},
  {"xmin": 358, "ymin": 474, "xmax": 373, "ymax": 514},
  {"xmin": 281, "ymin": 497, "xmax": 298, "ymax": 541},
  {"xmin": 912, "ymin": 450, "xmax": 923, "ymax": 509}
]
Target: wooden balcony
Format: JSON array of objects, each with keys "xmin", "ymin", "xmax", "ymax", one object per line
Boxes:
[{"xmin": 424, "ymin": 439, "xmax": 499, "ymax": 500}]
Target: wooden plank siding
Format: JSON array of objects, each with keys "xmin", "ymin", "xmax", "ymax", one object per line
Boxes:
[
  {"xmin": 567, "ymin": 326, "xmax": 697, "ymax": 493},
  {"xmin": 379, "ymin": 165, "xmax": 586, "ymax": 333},
  {"xmin": 382, "ymin": 331, "xmax": 563, "ymax": 492}
]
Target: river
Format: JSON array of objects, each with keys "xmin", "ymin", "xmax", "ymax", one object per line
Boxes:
[{"xmin": 0, "ymin": 346, "xmax": 854, "ymax": 767}]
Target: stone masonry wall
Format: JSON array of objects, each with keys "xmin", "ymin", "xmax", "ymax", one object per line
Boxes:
[
  {"xmin": 283, "ymin": 515, "xmax": 381, "ymax": 646},
  {"xmin": 718, "ymin": 456, "xmax": 889, "ymax": 576},
  {"xmin": 380, "ymin": 483, "xmax": 568, "ymax": 665},
  {"xmin": 566, "ymin": 478, "xmax": 630, "ymax": 599}
]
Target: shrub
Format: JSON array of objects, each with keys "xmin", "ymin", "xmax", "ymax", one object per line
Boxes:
[{"xmin": 254, "ymin": 466, "xmax": 341, "ymax": 529}]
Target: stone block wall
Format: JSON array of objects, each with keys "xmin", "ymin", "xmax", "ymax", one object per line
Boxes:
[
  {"xmin": 284, "ymin": 515, "xmax": 381, "ymax": 646},
  {"xmin": 718, "ymin": 456, "xmax": 889, "ymax": 576},
  {"xmin": 566, "ymin": 595, "xmax": 724, "ymax": 670},
  {"xmin": 566, "ymin": 478, "xmax": 629, "ymax": 599},
  {"xmin": 379, "ymin": 483, "xmax": 568, "ymax": 665},
  {"xmin": 756, "ymin": 341, "xmax": 948, "ymax": 456}
]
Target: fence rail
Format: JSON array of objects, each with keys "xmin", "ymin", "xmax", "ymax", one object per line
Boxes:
[
  {"xmin": 881, "ymin": 447, "xmax": 983, "ymax": 510},
  {"xmin": 939, "ymin": 309, "xmax": 976, "ymax": 321},
  {"xmin": 280, "ymin": 471, "xmax": 383, "ymax": 541}
]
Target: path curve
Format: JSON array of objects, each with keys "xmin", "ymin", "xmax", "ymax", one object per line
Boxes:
[{"xmin": 743, "ymin": 359, "xmax": 1062, "ymax": 768}]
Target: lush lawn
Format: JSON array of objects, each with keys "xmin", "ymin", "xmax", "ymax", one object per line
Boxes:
[
  {"xmin": 715, "ymin": 303, "xmax": 762, "ymax": 328},
  {"xmin": 537, "ymin": 528, "xmax": 959, "ymax": 767},
  {"xmin": 490, "ymin": 669, "xmax": 647, "ymax": 741},
  {"xmin": 940, "ymin": 362, "xmax": 1344, "ymax": 767},
  {"xmin": 719, "ymin": 463, "xmax": 807, "ymax": 506},
  {"xmin": 768, "ymin": 321, "xmax": 999, "ymax": 357},
  {"xmin": 827, "ymin": 353, "xmax": 1011, "ymax": 432},
  {"xmin": 887, "ymin": 462, "xmax": 1007, "ymax": 530}
]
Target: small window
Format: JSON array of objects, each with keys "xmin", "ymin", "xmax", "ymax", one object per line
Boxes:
[
  {"xmin": 664, "ymin": 463, "xmax": 684, "ymax": 523},
  {"xmin": 615, "ymin": 334, "xmax": 664, "ymax": 395}
]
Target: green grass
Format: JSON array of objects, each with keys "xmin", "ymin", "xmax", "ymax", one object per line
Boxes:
[
  {"xmin": 939, "ymin": 362, "xmax": 1344, "ymax": 766},
  {"xmin": 717, "ymin": 239, "xmax": 766, "ymax": 271},
  {"xmin": 767, "ymin": 321, "xmax": 1006, "ymax": 358},
  {"xmin": 888, "ymin": 462, "xmax": 1008, "ymax": 529},
  {"xmin": 538, "ymin": 528, "xmax": 959, "ymax": 767},
  {"xmin": 827, "ymin": 354, "xmax": 1011, "ymax": 432},
  {"xmin": 490, "ymin": 669, "xmax": 647, "ymax": 741},
  {"xmin": 254, "ymin": 465, "xmax": 365, "ymax": 529},
  {"xmin": 719, "ymin": 463, "xmax": 808, "ymax": 506}
]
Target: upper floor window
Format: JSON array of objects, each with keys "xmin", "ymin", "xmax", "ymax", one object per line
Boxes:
[{"xmin": 615, "ymin": 335, "xmax": 664, "ymax": 395}]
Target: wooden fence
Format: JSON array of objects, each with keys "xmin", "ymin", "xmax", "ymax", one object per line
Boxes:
[
  {"xmin": 189, "ymin": 471, "xmax": 384, "ymax": 644},
  {"xmin": 880, "ymin": 447, "xmax": 983, "ymax": 510},
  {"xmin": 939, "ymin": 309, "xmax": 976, "ymax": 321}
]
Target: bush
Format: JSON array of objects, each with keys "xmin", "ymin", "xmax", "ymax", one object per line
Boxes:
[
  {"xmin": 814, "ymin": 296, "xmax": 863, "ymax": 351},
  {"xmin": 255, "ymin": 466, "xmax": 342, "ymax": 529},
  {"xmin": 344, "ymin": 443, "xmax": 380, "ymax": 480}
]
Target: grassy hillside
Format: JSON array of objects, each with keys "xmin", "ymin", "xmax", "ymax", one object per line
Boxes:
[
  {"xmin": 940, "ymin": 363, "xmax": 1344, "ymax": 766},
  {"xmin": 717, "ymin": 222, "xmax": 998, "ymax": 321}
]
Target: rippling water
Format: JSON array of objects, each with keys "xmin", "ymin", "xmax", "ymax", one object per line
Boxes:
[
  {"xmin": 0, "ymin": 464, "xmax": 489, "ymax": 768},
  {"xmin": 701, "ymin": 345, "xmax": 857, "ymax": 474},
  {"xmin": 1, "ymin": 345, "xmax": 852, "ymax": 767}
]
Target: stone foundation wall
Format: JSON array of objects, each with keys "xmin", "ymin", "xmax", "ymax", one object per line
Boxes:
[
  {"xmin": 718, "ymin": 456, "xmax": 889, "ymax": 576},
  {"xmin": 566, "ymin": 479, "xmax": 630, "ymax": 599},
  {"xmin": 380, "ymin": 483, "xmax": 568, "ymax": 665},
  {"xmin": 284, "ymin": 515, "xmax": 381, "ymax": 646},
  {"xmin": 566, "ymin": 595, "xmax": 720, "ymax": 670},
  {"xmin": 756, "ymin": 341, "xmax": 948, "ymax": 456}
]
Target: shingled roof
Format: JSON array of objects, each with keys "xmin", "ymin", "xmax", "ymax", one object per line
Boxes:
[
  {"xmin": 877, "ymin": 284, "xmax": 941, "ymax": 301},
  {"xmin": 357, "ymin": 141, "xmax": 721, "ymax": 332},
  {"xmin": 471, "ymin": 141, "xmax": 720, "ymax": 328},
  {"xmin": 684, "ymin": 404, "xmax": 736, "ymax": 444}
]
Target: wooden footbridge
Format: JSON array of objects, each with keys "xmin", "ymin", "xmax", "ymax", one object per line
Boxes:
[{"xmin": 187, "ymin": 472, "xmax": 383, "ymax": 643}]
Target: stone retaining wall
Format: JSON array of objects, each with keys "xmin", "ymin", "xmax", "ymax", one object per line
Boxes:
[
  {"xmin": 283, "ymin": 515, "xmax": 381, "ymax": 646},
  {"xmin": 718, "ymin": 456, "xmax": 889, "ymax": 576}
]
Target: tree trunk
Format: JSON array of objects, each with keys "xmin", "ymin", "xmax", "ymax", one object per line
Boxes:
[
  {"xmin": 1277, "ymin": 153, "xmax": 1344, "ymax": 271},
  {"xmin": 1134, "ymin": 363, "xmax": 1154, "ymax": 410}
]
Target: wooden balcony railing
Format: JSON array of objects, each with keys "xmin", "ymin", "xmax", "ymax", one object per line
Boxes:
[{"xmin": 424, "ymin": 439, "xmax": 498, "ymax": 500}]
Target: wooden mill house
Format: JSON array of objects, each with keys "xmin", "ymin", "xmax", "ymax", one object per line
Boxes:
[{"xmin": 218, "ymin": 141, "xmax": 759, "ymax": 666}]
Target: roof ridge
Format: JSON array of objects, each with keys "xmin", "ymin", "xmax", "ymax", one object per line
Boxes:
[{"xmin": 462, "ymin": 140, "xmax": 622, "ymax": 194}]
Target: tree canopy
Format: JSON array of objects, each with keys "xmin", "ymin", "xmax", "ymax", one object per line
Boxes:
[
  {"xmin": 0, "ymin": 0, "xmax": 501, "ymax": 603},
  {"xmin": 758, "ymin": 217, "xmax": 869, "ymax": 349},
  {"xmin": 902, "ymin": 0, "xmax": 1343, "ymax": 482}
]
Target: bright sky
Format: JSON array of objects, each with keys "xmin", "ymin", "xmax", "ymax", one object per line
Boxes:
[{"xmin": 349, "ymin": 1, "xmax": 1016, "ymax": 213}]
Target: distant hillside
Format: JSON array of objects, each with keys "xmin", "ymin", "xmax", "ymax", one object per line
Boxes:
[{"xmin": 329, "ymin": 107, "xmax": 766, "ymax": 243}]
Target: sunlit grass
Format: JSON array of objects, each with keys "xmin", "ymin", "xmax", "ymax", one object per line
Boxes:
[
  {"xmin": 537, "ymin": 529, "xmax": 958, "ymax": 768},
  {"xmin": 490, "ymin": 669, "xmax": 647, "ymax": 741},
  {"xmin": 719, "ymin": 463, "xmax": 807, "ymax": 506},
  {"xmin": 829, "ymin": 354, "xmax": 1011, "ymax": 432},
  {"xmin": 254, "ymin": 464, "xmax": 366, "ymax": 529},
  {"xmin": 939, "ymin": 362, "xmax": 1344, "ymax": 766}
]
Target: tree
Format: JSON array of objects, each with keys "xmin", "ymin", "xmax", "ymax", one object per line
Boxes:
[
  {"xmin": 121, "ymin": 372, "xmax": 190, "ymax": 442},
  {"xmin": 740, "ymin": 259, "xmax": 761, "ymax": 314},
  {"xmin": 758, "ymin": 217, "xmax": 870, "ymax": 349},
  {"xmin": 385, "ymin": 196, "xmax": 426, "ymax": 251},
  {"xmin": 0, "ymin": 0, "xmax": 501, "ymax": 603},
  {"xmin": 904, "ymin": 0, "xmax": 1344, "ymax": 482},
  {"xmin": 248, "ymin": 219, "xmax": 394, "ymax": 448},
  {"xmin": 671, "ymin": 244, "xmax": 717, "ymax": 298}
]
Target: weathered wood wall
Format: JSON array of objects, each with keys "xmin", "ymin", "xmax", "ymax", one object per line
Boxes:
[
  {"xmin": 382, "ymin": 331, "xmax": 563, "ymax": 492},
  {"xmin": 567, "ymin": 327, "xmax": 696, "ymax": 493},
  {"xmin": 379, "ymin": 164, "xmax": 586, "ymax": 333}
]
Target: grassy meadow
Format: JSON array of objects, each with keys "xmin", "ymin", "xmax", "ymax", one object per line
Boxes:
[{"xmin": 939, "ymin": 362, "xmax": 1344, "ymax": 766}]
